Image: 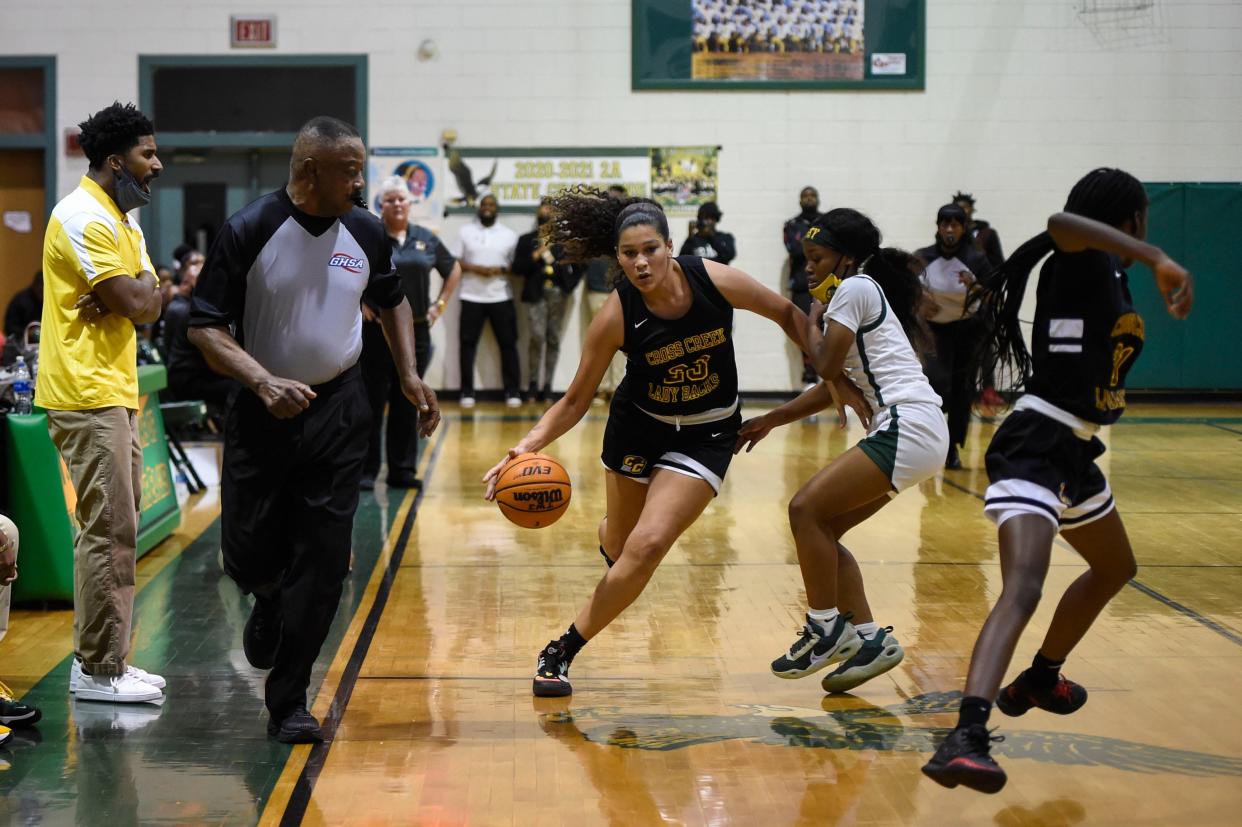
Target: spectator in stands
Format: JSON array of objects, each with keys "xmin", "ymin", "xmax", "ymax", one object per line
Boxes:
[
  {"xmin": 680, "ymin": 201, "xmax": 736, "ymax": 265},
  {"xmin": 580, "ymin": 186, "xmax": 628, "ymax": 405},
  {"xmin": 916, "ymin": 203, "xmax": 992, "ymax": 469},
  {"xmin": 514, "ymin": 198, "xmax": 583, "ymax": 403},
  {"xmin": 953, "ymin": 191, "xmax": 1005, "ymax": 270},
  {"xmin": 784, "ymin": 186, "xmax": 820, "ymax": 388},
  {"xmin": 453, "ymin": 194, "xmax": 520, "ymax": 408},
  {"xmin": 360, "ymin": 176, "xmax": 462, "ymax": 489},
  {"xmin": 3, "ymin": 272, "xmax": 42, "ymax": 341}
]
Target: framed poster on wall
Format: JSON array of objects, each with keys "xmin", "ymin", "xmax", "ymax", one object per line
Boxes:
[{"xmin": 632, "ymin": 0, "xmax": 924, "ymax": 90}]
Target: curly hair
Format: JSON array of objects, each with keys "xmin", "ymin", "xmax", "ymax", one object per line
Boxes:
[
  {"xmin": 77, "ymin": 102, "xmax": 155, "ymax": 170},
  {"xmin": 540, "ymin": 186, "xmax": 669, "ymax": 262}
]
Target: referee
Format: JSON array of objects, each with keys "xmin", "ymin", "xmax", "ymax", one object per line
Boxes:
[{"xmin": 188, "ymin": 116, "xmax": 439, "ymax": 743}]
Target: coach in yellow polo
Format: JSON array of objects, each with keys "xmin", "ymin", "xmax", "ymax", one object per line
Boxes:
[{"xmin": 37, "ymin": 102, "xmax": 167, "ymax": 704}]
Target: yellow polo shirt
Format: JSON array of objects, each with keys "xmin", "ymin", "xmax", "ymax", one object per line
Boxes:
[{"xmin": 36, "ymin": 176, "xmax": 156, "ymax": 411}]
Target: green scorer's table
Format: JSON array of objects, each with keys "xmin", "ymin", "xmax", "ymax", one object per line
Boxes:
[{"xmin": 5, "ymin": 364, "xmax": 180, "ymax": 601}]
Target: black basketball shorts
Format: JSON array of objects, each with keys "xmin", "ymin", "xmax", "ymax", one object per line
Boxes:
[
  {"xmin": 983, "ymin": 409, "xmax": 1114, "ymax": 530},
  {"xmin": 600, "ymin": 403, "xmax": 742, "ymax": 495}
]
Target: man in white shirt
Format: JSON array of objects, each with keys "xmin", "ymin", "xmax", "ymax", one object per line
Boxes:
[{"xmin": 452, "ymin": 194, "xmax": 521, "ymax": 407}]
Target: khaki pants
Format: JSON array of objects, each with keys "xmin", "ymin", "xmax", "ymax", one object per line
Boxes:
[
  {"xmin": 0, "ymin": 514, "xmax": 16, "ymax": 644},
  {"xmin": 47, "ymin": 407, "xmax": 141, "ymax": 677},
  {"xmin": 585, "ymin": 290, "xmax": 625, "ymax": 393}
]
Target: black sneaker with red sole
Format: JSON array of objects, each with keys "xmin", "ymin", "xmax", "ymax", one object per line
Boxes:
[
  {"xmin": 922, "ymin": 724, "xmax": 1007, "ymax": 794},
  {"xmin": 996, "ymin": 672, "xmax": 1087, "ymax": 717}
]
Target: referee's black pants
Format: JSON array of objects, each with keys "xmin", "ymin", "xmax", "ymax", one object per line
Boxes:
[
  {"xmin": 361, "ymin": 320, "xmax": 432, "ymax": 481},
  {"xmin": 928, "ymin": 317, "xmax": 983, "ymax": 448},
  {"xmin": 220, "ymin": 363, "xmax": 370, "ymax": 719}
]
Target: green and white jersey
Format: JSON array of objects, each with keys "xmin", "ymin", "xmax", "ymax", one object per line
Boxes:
[{"xmin": 823, "ymin": 274, "xmax": 941, "ymax": 413}]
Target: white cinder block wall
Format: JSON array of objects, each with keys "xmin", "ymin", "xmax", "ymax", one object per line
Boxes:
[{"xmin": 5, "ymin": 0, "xmax": 1240, "ymax": 392}]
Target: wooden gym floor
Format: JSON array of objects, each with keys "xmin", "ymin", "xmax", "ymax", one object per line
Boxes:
[{"xmin": 1, "ymin": 401, "xmax": 1241, "ymax": 826}]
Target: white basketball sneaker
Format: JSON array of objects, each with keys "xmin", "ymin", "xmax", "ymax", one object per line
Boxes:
[
  {"xmin": 73, "ymin": 671, "xmax": 163, "ymax": 704},
  {"xmin": 70, "ymin": 659, "xmax": 166, "ymax": 695}
]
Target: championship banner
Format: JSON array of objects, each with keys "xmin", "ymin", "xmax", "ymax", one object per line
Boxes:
[
  {"xmin": 442, "ymin": 148, "xmax": 651, "ymax": 213},
  {"xmin": 368, "ymin": 147, "xmax": 445, "ymax": 222},
  {"xmin": 650, "ymin": 146, "xmax": 719, "ymax": 213}
]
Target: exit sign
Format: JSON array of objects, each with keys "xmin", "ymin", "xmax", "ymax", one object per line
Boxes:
[{"xmin": 230, "ymin": 15, "xmax": 276, "ymax": 48}]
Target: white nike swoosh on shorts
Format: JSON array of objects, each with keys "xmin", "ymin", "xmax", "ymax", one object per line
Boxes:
[{"xmin": 634, "ymin": 318, "xmax": 648, "ymax": 328}]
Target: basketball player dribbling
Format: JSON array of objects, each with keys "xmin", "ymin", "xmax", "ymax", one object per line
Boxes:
[{"xmin": 482, "ymin": 190, "xmax": 818, "ymax": 697}]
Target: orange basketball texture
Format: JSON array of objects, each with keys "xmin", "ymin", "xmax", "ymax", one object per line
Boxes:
[{"xmin": 494, "ymin": 453, "xmax": 572, "ymax": 529}]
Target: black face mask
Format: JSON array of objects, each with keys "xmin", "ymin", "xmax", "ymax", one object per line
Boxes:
[
  {"xmin": 800, "ymin": 204, "xmax": 819, "ymax": 220},
  {"xmin": 479, "ymin": 212, "xmax": 496, "ymax": 227},
  {"xmin": 537, "ymin": 213, "xmax": 552, "ymax": 226},
  {"xmin": 112, "ymin": 164, "xmax": 151, "ymax": 213}
]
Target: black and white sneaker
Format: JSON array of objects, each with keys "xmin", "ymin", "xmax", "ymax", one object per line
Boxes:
[
  {"xmin": 820, "ymin": 627, "xmax": 905, "ymax": 693},
  {"xmin": 533, "ymin": 640, "xmax": 574, "ymax": 697},
  {"xmin": 771, "ymin": 613, "xmax": 861, "ymax": 679}
]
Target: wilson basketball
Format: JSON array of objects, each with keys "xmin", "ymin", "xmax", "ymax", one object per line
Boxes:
[{"xmin": 494, "ymin": 453, "xmax": 572, "ymax": 529}]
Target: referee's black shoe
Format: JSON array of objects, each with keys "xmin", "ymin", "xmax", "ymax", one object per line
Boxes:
[
  {"xmin": 244, "ymin": 594, "xmax": 282, "ymax": 670},
  {"xmin": 267, "ymin": 705, "xmax": 323, "ymax": 744}
]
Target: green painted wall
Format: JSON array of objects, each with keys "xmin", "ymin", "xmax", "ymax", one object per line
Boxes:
[{"xmin": 1129, "ymin": 183, "xmax": 1242, "ymax": 390}]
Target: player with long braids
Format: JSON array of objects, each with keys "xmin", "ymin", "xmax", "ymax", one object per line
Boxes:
[{"xmin": 923, "ymin": 168, "xmax": 1193, "ymax": 793}]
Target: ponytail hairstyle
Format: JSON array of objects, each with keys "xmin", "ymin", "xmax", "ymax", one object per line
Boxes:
[
  {"xmin": 973, "ymin": 167, "xmax": 1148, "ymax": 394},
  {"xmin": 541, "ymin": 185, "xmax": 670, "ymax": 263},
  {"xmin": 808, "ymin": 208, "xmax": 932, "ymax": 353}
]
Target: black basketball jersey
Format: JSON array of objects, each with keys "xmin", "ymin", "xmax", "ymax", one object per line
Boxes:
[
  {"xmin": 614, "ymin": 256, "xmax": 739, "ymax": 418},
  {"xmin": 1024, "ymin": 249, "xmax": 1145, "ymax": 425}
]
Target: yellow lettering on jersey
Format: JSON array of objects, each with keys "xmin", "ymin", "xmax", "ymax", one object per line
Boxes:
[
  {"xmin": 684, "ymin": 327, "xmax": 726, "ymax": 353},
  {"xmin": 681, "ymin": 373, "xmax": 721, "ymax": 402},
  {"xmin": 647, "ymin": 383, "xmax": 681, "ymax": 404},
  {"xmin": 1110, "ymin": 313, "xmax": 1145, "ymax": 340},
  {"xmin": 645, "ymin": 340, "xmax": 686, "ymax": 367},
  {"xmin": 1109, "ymin": 342, "xmax": 1136, "ymax": 387},
  {"xmin": 1095, "ymin": 387, "xmax": 1127, "ymax": 411}
]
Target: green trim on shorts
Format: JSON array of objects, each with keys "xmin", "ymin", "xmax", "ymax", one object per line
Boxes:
[{"xmin": 858, "ymin": 404, "xmax": 899, "ymax": 490}]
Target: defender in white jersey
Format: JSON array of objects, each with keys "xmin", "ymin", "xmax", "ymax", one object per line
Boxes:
[{"xmin": 737, "ymin": 208, "xmax": 948, "ymax": 694}]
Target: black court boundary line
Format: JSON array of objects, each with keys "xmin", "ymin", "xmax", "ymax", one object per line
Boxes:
[
  {"xmin": 280, "ymin": 422, "xmax": 450, "ymax": 827},
  {"xmin": 1207, "ymin": 421, "xmax": 1242, "ymax": 437},
  {"xmin": 940, "ymin": 474, "xmax": 1242, "ymax": 649}
]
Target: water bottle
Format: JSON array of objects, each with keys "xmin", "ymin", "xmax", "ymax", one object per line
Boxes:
[{"xmin": 12, "ymin": 356, "xmax": 33, "ymax": 415}]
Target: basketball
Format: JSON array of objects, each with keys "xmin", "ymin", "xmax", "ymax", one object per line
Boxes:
[{"xmin": 494, "ymin": 453, "xmax": 572, "ymax": 529}]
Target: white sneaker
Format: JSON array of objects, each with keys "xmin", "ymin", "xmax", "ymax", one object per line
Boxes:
[
  {"xmin": 73, "ymin": 672, "xmax": 163, "ymax": 704},
  {"xmin": 505, "ymin": 395, "xmax": 522, "ymax": 408},
  {"xmin": 70, "ymin": 659, "xmax": 166, "ymax": 692},
  {"xmin": 460, "ymin": 396, "xmax": 476, "ymax": 409}
]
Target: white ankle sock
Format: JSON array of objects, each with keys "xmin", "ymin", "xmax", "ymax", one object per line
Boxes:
[
  {"xmin": 853, "ymin": 621, "xmax": 880, "ymax": 639},
  {"xmin": 807, "ymin": 607, "xmax": 840, "ymax": 630}
]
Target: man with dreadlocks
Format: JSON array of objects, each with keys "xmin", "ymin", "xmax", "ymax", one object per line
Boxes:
[{"xmin": 923, "ymin": 168, "xmax": 1193, "ymax": 794}]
